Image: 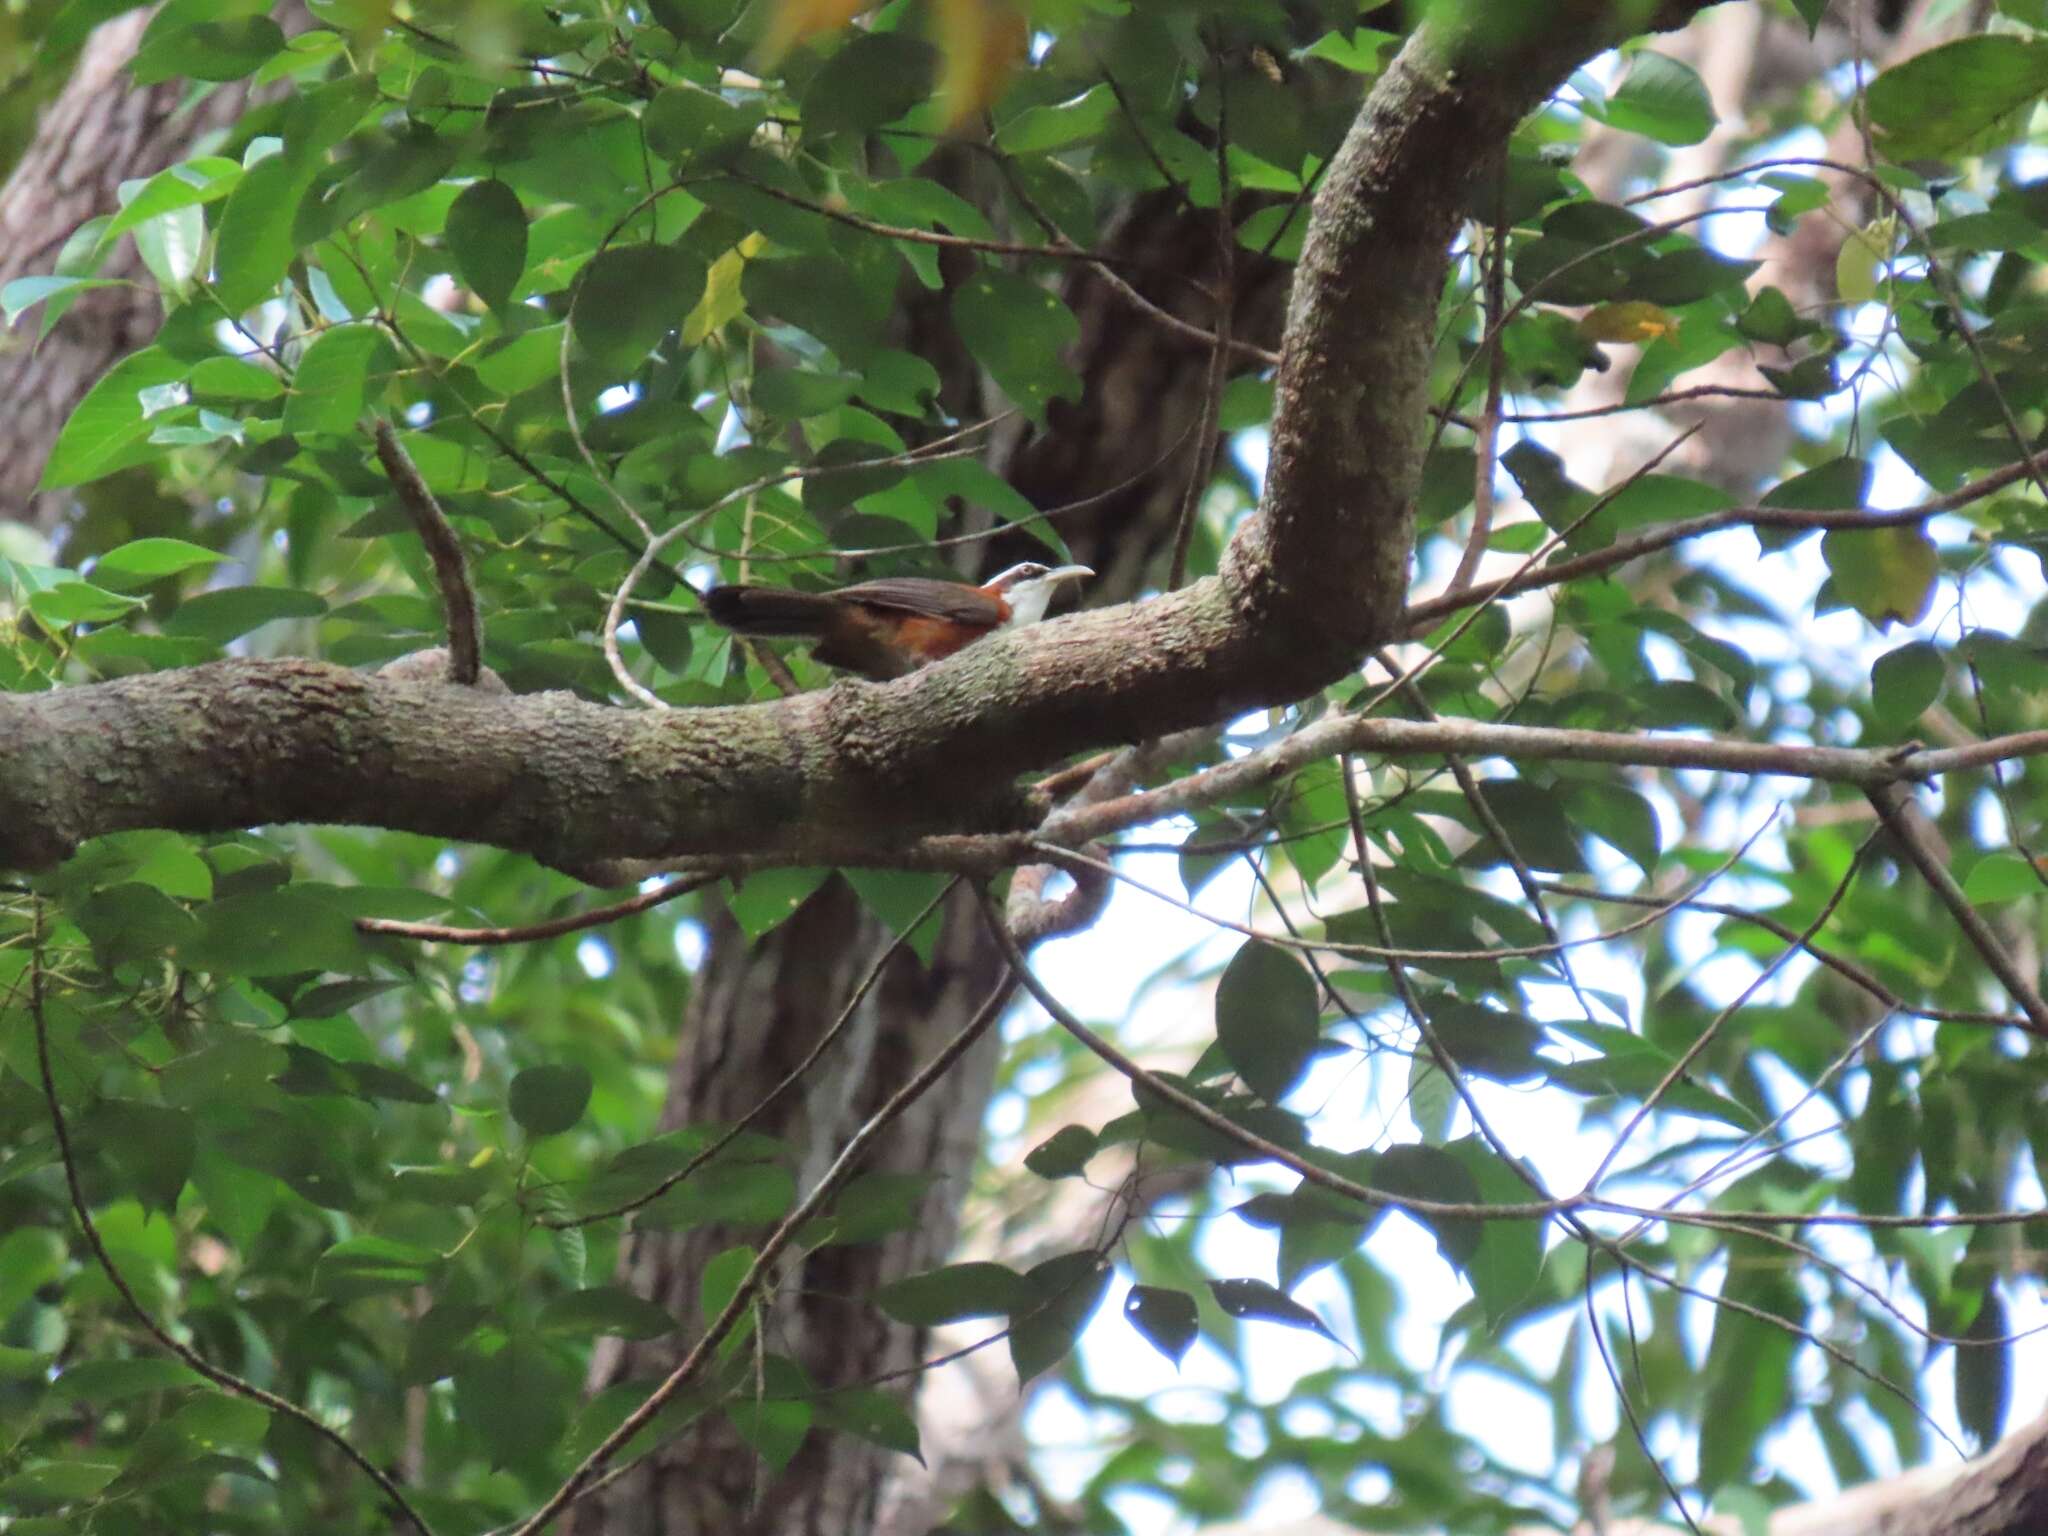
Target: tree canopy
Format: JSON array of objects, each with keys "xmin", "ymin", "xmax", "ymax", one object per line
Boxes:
[{"xmin": 8, "ymin": 1, "xmax": 2048, "ymax": 1533}]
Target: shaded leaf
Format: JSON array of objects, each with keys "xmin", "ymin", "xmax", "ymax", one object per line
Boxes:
[
  {"xmin": 1208, "ymin": 1278, "xmax": 1343, "ymax": 1347},
  {"xmin": 1008, "ymin": 1251, "xmax": 1111, "ymax": 1383},
  {"xmin": 876, "ymin": 1261, "xmax": 1028, "ymax": 1326},
  {"xmin": 1124, "ymin": 1285, "xmax": 1199, "ymax": 1367},
  {"xmin": 1215, "ymin": 939, "xmax": 1320, "ymax": 1104},
  {"xmin": 509, "ymin": 1063, "xmax": 593, "ymax": 1138}
]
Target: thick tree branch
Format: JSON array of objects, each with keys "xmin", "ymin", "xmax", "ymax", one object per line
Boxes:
[{"xmin": 0, "ymin": 4, "xmax": 1717, "ymax": 879}]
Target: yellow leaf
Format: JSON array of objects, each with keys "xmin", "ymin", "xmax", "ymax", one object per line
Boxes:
[
  {"xmin": 1823, "ymin": 523, "xmax": 1938, "ymax": 627},
  {"xmin": 934, "ymin": 0, "xmax": 1028, "ymax": 128},
  {"xmin": 1577, "ymin": 301, "xmax": 1678, "ymax": 344},
  {"xmin": 1836, "ymin": 216, "xmax": 1894, "ymax": 307},
  {"xmin": 759, "ymin": 0, "xmax": 872, "ymax": 62},
  {"xmin": 684, "ymin": 246, "xmax": 750, "ymax": 345}
]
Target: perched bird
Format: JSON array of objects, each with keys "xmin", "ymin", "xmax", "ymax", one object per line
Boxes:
[{"xmin": 703, "ymin": 561, "xmax": 1093, "ymax": 681}]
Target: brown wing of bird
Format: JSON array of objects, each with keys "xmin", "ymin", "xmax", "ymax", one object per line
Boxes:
[{"xmin": 703, "ymin": 578, "xmax": 1009, "ymax": 680}]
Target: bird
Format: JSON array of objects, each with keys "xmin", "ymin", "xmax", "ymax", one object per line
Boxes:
[{"xmin": 702, "ymin": 561, "xmax": 1094, "ymax": 681}]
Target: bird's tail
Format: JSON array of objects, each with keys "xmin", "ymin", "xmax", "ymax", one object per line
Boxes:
[{"xmin": 702, "ymin": 584, "xmax": 840, "ymax": 636}]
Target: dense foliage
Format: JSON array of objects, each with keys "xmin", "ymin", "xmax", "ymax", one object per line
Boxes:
[{"xmin": 9, "ymin": 1, "xmax": 2048, "ymax": 1533}]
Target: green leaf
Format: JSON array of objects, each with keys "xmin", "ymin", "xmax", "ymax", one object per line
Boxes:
[
  {"xmin": 186, "ymin": 889, "xmax": 363, "ymax": 976},
  {"xmin": 1868, "ymin": 35, "xmax": 2048, "ymax": 162},
  {"xmin": 804, "ymin": 1169, "xmax": 932, "ymax": 1246},
  {"xmin": 0, "ymin": 1228, "xmax": 68, "ymax": 1327},
  {"xmin": 170, "ymin": 1391, "xmax": 272, "ymax": 1450},
  {"xmin": 213, "ymin": 152, "xmax": 314, "ymax": 315},
  {"xmin": 1596, "ymin": 52, "xmax": 1715, "ymax": 146},
  {"xmin": 1871, "ymin": 640, "xmax": 1944, "ymax": 730},
  {"xmin": 996, "ymin": 84, "xmax": 1116, "ymax": 154},
  {"xmin": 645, "ymin": 86, "xmax": 762, "ymax": 163},
  {"xmin": 1214, "ymin": 939, "xmax": 1320, "ymax": 1105},
  {"xmin": 641, "ymin": 1158, "xmax": 794, "ymax": 1231},
  {"xmin": 1957, "ymin": 1285, "xmax": 2011, "ymax": 1449},
  {"xmin": 1443, "ymin": 1136, "xmax": 1545, "ymax": 1327},
  {"xmin": 313, "ymin": 1235, "xmax": 439, "ymax": 1301},
  {"xmin": 1562, "ymin": 781, "xmax": 1662, "ymax": 878},
  {"xmin": 1546, "ymin": 1019, "xmax": 1760, "ymax": 1130},
  {"xmin": 742, "ymin": 248, "xmax": 894, "ymax": 363},
  {"xmin": 875, "ymin": 1261, "xmax": 1028, "ymax": 1326},
  {"xmin": 1822, "ymin": 524, "xmax": 1939, "ymax": 627},
  {"xmin": 445, "ymin": 179, "xmax": 527, "ymax": 311},
  {"xmin": 27, "ymin": 581, "xmax": 144, "ymax": 627},
  {"xmin": 1124, "ymin": 1285, "xmax": 1199, "ymax": 1367},
  {"xmin": 1423, "ymin": 1000, "xmax": 1546, "ymax": 1083},
  {"xmin": 950, "ymin": 270, "xmax": 1081, "ymax": 423},
  {"xmin": 289, "ymin": 976, "xmax": 406, "ymax": 1019},
  {"xmin": 92, "ymin": 537, "xmax": 224, "ymax": 589},
  {"xmin": 509, "ymin": 1063, "xmax": 593, "ymax": 1137},
  {"xmin": 131, "ymin": 14, "xmax": 283, "ymax": 82},
  {"xmin": 1372, "ymin": 1143, "xmax": 1482, "ymax": 1270},
  {"xmin": 812, "ymin": 1387, "xmax": 922, "ymax": 1463},
  {"xmin": 159, "ymin": 1033, "xmax": 284, "ymax": 1108},
  {"xmin": 841, "ymin": 868, "xmax": 948, "ymax": 963},
  {"xmin": 3, "ymin": 274, "xmax": 125, "ymax": 327},
  {"xmin": 571, "ymin": 243, "xmax": 705, "ymax": 374},
  {"xmin": 39, "ymin": 347, "xmax": 188, "ymax": 490},
  {"xmin": 390, "ymin": 1163, "xmax": 495, "ymax": 1205},
  {"xmin": 402, "ymin": 1302, "xmax": 487, "ymax": 1384},
  {"xmin": 728, "ymin": 867, "xmax": 830, "ymax": 940},
  {"xmin": 454, "ymin": 1335, "xmax": 574, "ymax": 1468},
  {"xmin": 1963, "ymin": 852, "xmax": 2040, "ymax": 905},
  {"xmin": 85, "ymin": 1100, "xmax": 195, "ymax": 1215},
  {"xmin": 538, "ymin": 1286, "xmax": 679, "ymax": 1340},
  {"xmin": 282, "ymin": 324, "xmax": 391, "ymax": 438},
  {"xmin": 1460, "ymin": 776, "xmax": 1592, "ymax": 873},
  {"xmin": 104, "ymin": 157, "xmax": 243, "ymax": 244},
  {"xmin": 163, "ymin": 586, "xmax": 325, "ymax": 642},
  {"xmin": 1699, "ymin": 1234, "xmax": 1802, "ymax": 1489},
  {"xmin": 1208, "ymin": 1278, "xmax": 1343, "ymax": 1346},
  {"xmin": 700, "ymin": 1244, "xmax": 756, "ymax": 1326},
  {"xmin": 1024, "ymin": 1124, "xmax": 1099, "ymax": 1180},
  {"xmin": 74, "ymin": 883, "xmax": 198, "ymax": 968},
  {"xmin": 188, "ymin": 355, "xmax": 280, "ymax": 400},
  {"xmin": 52, "ymin": 1357, "xmax": 203, "ymax": 1402},
  {"xmin": 1008, "ymin": 1252, "xmax": 1111, "ymax": 1383},
  {"xmin": 726, "ymin": 1376, "xmax": 811, "ymax": 1471},
  {"xmin": 802, "ymin": 32, "xmax": 937, "ymax": 137},
  {"xmin": 212, "ymin": 1108, "xmax": 356, "ymax": 1210}
]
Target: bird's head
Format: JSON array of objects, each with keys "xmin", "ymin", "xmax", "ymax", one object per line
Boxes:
[{"xmin": 985, "ymin": 561, "xmax": 1094, "ymax": 627}]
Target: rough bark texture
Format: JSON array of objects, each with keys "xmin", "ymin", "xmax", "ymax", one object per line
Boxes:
[
  {"xmin": 573, "ymin": 176, "xmax": 1294, "ymax": 1536},
  {"xmin": 7, "ymin": 11, "xmax": 1827, "ymax": 1536},
  {"xmin": 0, "ymin": 7, "xmax": 1713, "ymax": 881},
  {"xmin": 0, "ymin": 10, "xmax": 279, "ymax": 528},
  {"xmin": 1492, "ymin": 1402, "xmax": 2048, "ymax": 1535},
  {"xmin": 573, "ymin": 888, "xmax": 1009, "ymax": 1536}
]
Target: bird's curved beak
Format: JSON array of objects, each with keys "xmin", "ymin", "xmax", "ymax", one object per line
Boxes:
[{"xmin": 1044, "ymin": 565, "xmax": 1093, "ymax": 584}]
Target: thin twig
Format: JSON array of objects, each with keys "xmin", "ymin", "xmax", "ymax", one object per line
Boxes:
[
  {"xmin": 372, "ymin": 420, "xmax": 483, "ymax": 687},
  {"xmin": 26, "ymin": 917, "xmax": 436, "ymax": 1536},
  {"xmin": 1869, "ymin": 782, "xmax": 2048, "ymax": 1033},
  {"xmin": 356, "ymin": 873, "xmax": 719, "ymax": 945},
  {"xmin": 508, "ymin": 959, "xmax": 1017, "ymax": 1536},
  {"xmin": 553, "ymin": 880, "xmax": 959, "ymax": 1228},
  {"xmin": 1448, "ymin": 178, "xmax": 1510, "ymax": 595},
  {"xmin": 1584, "ymin": 827, "xmax": 1876, "ymax": 1194},
  {"xmin": 973, "ymin": 885, "xmax": 1564, "ymax": 1223},
  {"xmin": 1166, "ymin": 43, "xmax": 1236, "ymax": 591}
]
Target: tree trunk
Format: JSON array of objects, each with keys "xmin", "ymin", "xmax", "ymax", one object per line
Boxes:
[
  {"xmin": 572, "ymin": 191, "xmax": 1289, "ymax": 1532},
  {"xmin": 0, "ymin": 10, "xmax": 283, "ymax": 529}
]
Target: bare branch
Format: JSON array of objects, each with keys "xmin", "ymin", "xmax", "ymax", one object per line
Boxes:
[
  {"xmin": 1869, "ymin": 783, "xmax": 2048, "ymax": 1034},
  {"xmin": 372, "ymin": 420, "xmax": 483, "ymax": 688}
]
